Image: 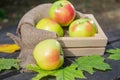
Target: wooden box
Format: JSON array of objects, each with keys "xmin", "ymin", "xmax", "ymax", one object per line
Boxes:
[{"xmin": 57, "ymin": 14, "xmax": 108, "ymax": 57}]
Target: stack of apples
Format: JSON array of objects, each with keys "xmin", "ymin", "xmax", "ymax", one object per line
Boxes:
[
  {"xmin": 33, "ymin": 0, "xmax": 98, "ymax": 71},
  {"xmin": 36, "ymin": 0, "xmax": 97, "ymax": 37}
]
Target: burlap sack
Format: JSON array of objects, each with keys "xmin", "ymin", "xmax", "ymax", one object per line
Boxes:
[{"xmin": 7, "ymin": 3, "xmax": 87, "ymax": 72}]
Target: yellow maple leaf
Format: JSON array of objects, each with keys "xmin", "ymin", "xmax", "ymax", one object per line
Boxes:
[{"xmin": 0, "ymin": 44, "xmax": 20, "ymax": 53}]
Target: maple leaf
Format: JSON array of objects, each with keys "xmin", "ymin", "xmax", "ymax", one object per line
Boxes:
[
  {"xmin": 73, "ymin": 55, "xmax": 111, "ymax": 74},
  {"xmin": 55, "ymin": 64, "xmax": 85, "ymax": 80},
  {"xmin": 27, "ymin": 55, "xmax": 111, "ymax": 80},
  {"xmin": 27, "ymin": 64, "xmax": 85, "ymax": 80},
  {"xmin": 0, "ymin": 58, "xmax": 20, "ymax": 72},
  {"xmin": 107, "ymin": 48, "xmax": 120, "ymax": 60}
]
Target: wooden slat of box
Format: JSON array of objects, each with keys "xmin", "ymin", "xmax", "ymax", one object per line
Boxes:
[
  {"xmin": 63, "ymin": 47, "xmax": 105, "ymax": 56},
  {"xmin": 57, "ymin": 14, "xmax": 108, "ymax": 56},
  {"xmin": 58, "ymin": 36, "xmax": 107, "ymax": 47}
]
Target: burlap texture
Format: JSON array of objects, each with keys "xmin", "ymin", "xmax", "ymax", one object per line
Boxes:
[{"xmin": 7, "ymin": 3, "xmax": 87, "ymax": 72}]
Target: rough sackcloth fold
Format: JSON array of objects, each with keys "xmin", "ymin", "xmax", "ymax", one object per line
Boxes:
[{"xmin": 7, "ymin": 3, "xmax": 87, "ymax": 72}]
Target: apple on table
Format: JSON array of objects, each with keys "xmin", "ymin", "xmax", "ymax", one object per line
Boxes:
[{"xmin": 33, "ymin": 39, "xmax": 64, "ymax": 70}]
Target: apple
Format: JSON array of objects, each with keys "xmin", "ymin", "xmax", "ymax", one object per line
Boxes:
[
  {"xmin": 68, "ymin": 18, "xmax": 97, "ymax": 37},
  {"xmin": 33, "ymin": 39, "xmax": 64, "ymax": 70},
  {"xmin": 49, "ymin": 0, "xmax": 76, "ymax": 26},
  {"xmin": 78, "ymin": 18, "xmax": 98, "ymax": 33},
  {"xmin": 36, "ymin": 18, "xmax": 64, "ymax": 37}
]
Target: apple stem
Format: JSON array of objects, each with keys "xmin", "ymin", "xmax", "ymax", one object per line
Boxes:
[{"xmin": 60, "ymin": 3, "xmax": 64, "ymax": 7}]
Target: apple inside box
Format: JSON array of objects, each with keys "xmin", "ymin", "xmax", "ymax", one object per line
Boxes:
[{"xmin": 57, "ymin": 14, "xmax": 108, "ymax": 57}]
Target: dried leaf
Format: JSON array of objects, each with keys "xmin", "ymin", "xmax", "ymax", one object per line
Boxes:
[{"xmin": 0, "ymin": 44, "xmax": 20, "ymax": 53}]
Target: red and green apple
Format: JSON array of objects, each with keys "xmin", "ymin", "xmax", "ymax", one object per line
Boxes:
[
  {"xmin": 68, "ymin": 18, "xmax": 97, "ymax": 37},
  {"xmin": 33, "ymin": 39, "xmax": 64, "ymax": 70},
  {"xmin": 78, "ymin": 18, "xmax": 98, "ymax": 33},
  {"xmin": 49, "ymin": 0, "xmax": 76, "ymax": 27},
  {"xmin": 36, "ymin": 18, "xmax": 64, "ymax": 37}
]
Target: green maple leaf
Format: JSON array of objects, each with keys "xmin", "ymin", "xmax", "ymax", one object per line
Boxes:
[
  {"xmin": 55, "ymin": 64, "xmax": 85, "ymax": 80},
  {"xmin": 27, "ymin": 64, "xmax": 85, "ymax": 80},
  {"xmin": 0, "ymin": 58, "xmax": 20, "ymax": 72},
  {"xmin": 73, "ymin": 55, "xmax": 111, "ymax": 74},
  {"xmin": 27, "ymin": 55, "xmax": 111, "ymax": 80},
  {"xmin": 107, "ymin": 48, "xmax": 120, "ymax": 60}
]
